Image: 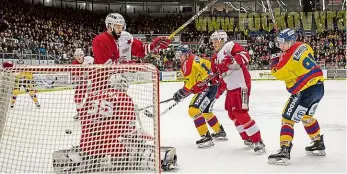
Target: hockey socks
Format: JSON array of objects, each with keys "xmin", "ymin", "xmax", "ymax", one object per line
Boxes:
[
  {"xmin": 302, "ymin": 115, "xmax": 321, "ymax": 141},
  {"xmin": 280, "ymin": 118, "xmax": 295, "ymax": 147},
  {"xmin": 203, "ymin": 113, "xmax": 221, "ymax": 133},
  {"xmin": 243, "ymin": 119, "xmax": 261, "ymax": 143}
]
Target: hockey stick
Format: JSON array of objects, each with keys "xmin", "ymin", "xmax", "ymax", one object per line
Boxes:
[
  {"xmin": 160, "ymin": 102, "xmax": 179, "ymax": 116},
  {"xmin": 138, "ymin": 98, "xmax": 173, "ymax": 111},
  {"xmin": 145, "ymin": 0, "xmax": 219, "ymax": 58}
]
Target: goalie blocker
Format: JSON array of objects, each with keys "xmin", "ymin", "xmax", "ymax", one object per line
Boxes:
[{"xmin": 52, "ymin": 68, "xmax": 178, "ymax": 173}]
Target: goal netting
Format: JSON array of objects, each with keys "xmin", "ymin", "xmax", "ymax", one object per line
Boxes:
[{"xmin": 0, "ymin": 64, "xmax": 161, "ymax": 173}]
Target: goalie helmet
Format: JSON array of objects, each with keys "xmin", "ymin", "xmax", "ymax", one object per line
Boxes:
[
  {"xmin": 2, "ymin": 60, "xmax": 14, "ymax": 69},
  {"xmin": 109, "ymin": 74, "xmax": 129, "ymax": 92},
  {"xmin": 105, "ymin": 13, "xmax": 126, "ymax": 30}
]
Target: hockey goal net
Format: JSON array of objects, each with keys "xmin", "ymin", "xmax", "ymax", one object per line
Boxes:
[{"xmin": 0, "ymin": 64, "xmax": 161, "ymax": 173}]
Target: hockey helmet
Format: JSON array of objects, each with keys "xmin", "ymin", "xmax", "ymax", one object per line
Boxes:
[
  {"xmin": 74, "ymin": 48, "xmax": 84, "ymax": 58},
  {"xmin": 277, "ymin": 28, "xmax": 297, "ymax": 45},
  {"xmin": 105, "ymin": 13, "xmax": 126, "ymax": 30},
  {"xmin": 2, "ymin": 60, "xmax": 13, "ymax": 68},
  {"xmin": 210, "ymin": 30, "xmax": 228, "ymax": 43},
  {"xmin": 175, "ymin": 45, "xmax": 191, "ymax": 59}
]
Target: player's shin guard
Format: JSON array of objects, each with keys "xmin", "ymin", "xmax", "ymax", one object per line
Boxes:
[
  {"xmin": 10, "ymin": 88, "xmax": 20, "ymax": 108},
  {"xmin": 203, "ymin": 113, "xmax": 221, "ymax": 133},
  {"xmin": 228, "ymin": 112, "xmax": 251, "ymax": 146},
  {"xmin": 189, "ymin": 107, "xmax": 213, "ymax": 148},
  {"xmin": 280, "ymin": 118, "xmax": 295, "ymax": 147},
  {"xmin": 189, "ymin": 108, "xmax": 208, "ymax": 137},
  {"xmin": 302, "ymin": 115, "xmax": 321, "ymax": 141},
  {"xmin": 29, "ymin": 90, "xmax": 40, "ymax": 107}
]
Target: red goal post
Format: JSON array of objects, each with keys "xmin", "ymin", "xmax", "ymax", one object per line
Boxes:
[{"xmin": 0, "ymin": 64, "xmax": 161, "ymax": 173}]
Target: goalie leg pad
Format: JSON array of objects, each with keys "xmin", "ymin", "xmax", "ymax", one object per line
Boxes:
[
  {"xmin": 52, "ymin": 146, "xmax": 85, "ymax": 173},
  {"xmin": 161, "ymin": 146, "xmax": 178, "ymax": 171}
]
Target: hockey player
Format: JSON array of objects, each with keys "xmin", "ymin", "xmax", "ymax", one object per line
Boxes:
[
  {"xmin": 172, "ymin": 45, "xmax": 227, "ymax": 148},
  {"xmin": 268, "ymin": 29, "xmax": 326, "ymax": 165},
  {"xmin": 53, "ymin": 73, "xmax": 155, "ymax": 172},
  {"xmin": 71, "ymin": 48, "xmax": 94, "ymax": 120},
  {"xmin": 92, "ymin": 13, "xmax": 171, "ymax": 64},
  {"xmin": 210, "ymin": 30, "xmax": 266, "ymax": 154},
  {"xmin": 2, "ymin": 61, "xmax": 40, "ymax": 109}
]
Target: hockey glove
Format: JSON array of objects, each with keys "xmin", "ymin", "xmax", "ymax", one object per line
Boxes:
[
  {"xmin": 173, "ymin": 88, "xmax": 190, "ymax": 102},
  {"xmin": 216, "ymin": 79, "xmax": 227, "ymax": 99},
  {"xmin": 191, "ymin": 81, "xmax": 209, "ymax": 94},
  {"xmin": 151, "ymin": 37, "xmax": 172, "ymax": 50},
  {"xmin": 269, "ymin": 45, "xmax": 281, "ymax": 70},
  {"xmin": 217, "ymin": 55, "xmax": 234, "ymax": 74}
]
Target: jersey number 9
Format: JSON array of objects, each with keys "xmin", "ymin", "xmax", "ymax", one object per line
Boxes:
[{"xmin": 302, "ymin": 53, "xmax": 316, "ymax": 70}]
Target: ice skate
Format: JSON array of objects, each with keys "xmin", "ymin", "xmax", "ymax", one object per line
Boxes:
[
  {"xmin": 211, "ymin": 125, "xmax": 228, "ymax": 141},
  {"xmin": 253, "ymin": 140, "xmax": 266, "ymax": 154},
  {"xmin": 305, "ymin": 135, "xmax": 326, "ymax": 156},
  {"xmin": 268, "ymin": 143, "xmax": 292, "ymax": 165},
  {"xmin": 244, "ymin": 139, "xmax": 253, "ymax": 148},
  {"xmin": 196, "ymin": 132, "xmax": 214, "ymax": 148}
]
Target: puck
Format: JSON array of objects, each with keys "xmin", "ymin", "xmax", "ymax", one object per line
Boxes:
[{"xmin": 65, "ymin": 129, "xmax": 72, "ymax": 134}]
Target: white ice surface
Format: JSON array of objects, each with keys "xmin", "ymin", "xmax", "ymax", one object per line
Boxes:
[
  {"xmin": 0, "ymin": 80, "xmax": 346, "ymax": 173},
  {"xmin": 159, "ymin": 80, "xmax": 346, "ymax": 173}
]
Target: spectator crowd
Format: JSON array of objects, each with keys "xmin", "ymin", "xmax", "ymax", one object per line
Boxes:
[{"xmin": 0, "ymin": 0, "xmax": 346, "ymax": 70}]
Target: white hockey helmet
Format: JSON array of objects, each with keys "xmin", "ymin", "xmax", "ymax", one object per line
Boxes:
[
  {"xmin": 74, "ymin": 48, "xmax": 84, "ymax": 58},
  {"xmin": 109, "ymin": 74, "xmax": 129, "ymax": 92},
  {"xmin": 210, "ymin": 30, "xmax": 228, "ymax": 42},
  {"xmin": 105, "ymin": 13, "xmax": 126, "ymax": 30}
]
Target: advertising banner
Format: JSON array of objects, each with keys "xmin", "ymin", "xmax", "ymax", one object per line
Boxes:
[{"xmin": 327, "ymin": 69, "xmax": 346, "ymax": 79}]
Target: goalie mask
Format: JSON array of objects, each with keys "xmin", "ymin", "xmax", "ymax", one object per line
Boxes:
[
  {"xmin": 105, "ymin": 13, "xmax": 126, "ymax": 39},
  {"xmin": 109, "ymin": 74, "xmax": 129, "ymax": 92}
]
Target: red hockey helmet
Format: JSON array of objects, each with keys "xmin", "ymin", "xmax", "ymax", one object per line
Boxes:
[{"xmin": 2, "ymin": 60, "xmax": 14, "ymax": 68}]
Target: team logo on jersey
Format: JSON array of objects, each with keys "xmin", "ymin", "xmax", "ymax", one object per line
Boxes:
[{"xmin": 293, "ymin": 44, "xmax": 308, "ymax": 61}]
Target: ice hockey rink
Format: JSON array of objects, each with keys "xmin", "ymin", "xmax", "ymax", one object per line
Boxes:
[
  {"xmin": 159, "ymin": 80, "xmax": 346, "ymax": 173},
  {"xmin": 0, "ymin": 80, "xmax": 345, "ymax": 173}
]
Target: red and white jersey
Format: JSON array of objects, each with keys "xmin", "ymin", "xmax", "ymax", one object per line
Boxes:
[
  {"xmin": 117, "ymin": 31, "xmax": 133, "ymax": 62},
  {"xmin": 215, "ymin": 41, "xmax": 251, "ymax": 90},
  {"xmin": 72, "ymin": 56, "xmax": 94, "ymax": 65}
]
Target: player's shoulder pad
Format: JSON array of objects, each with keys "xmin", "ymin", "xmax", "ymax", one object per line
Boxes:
[
  {"xmin": 83, "ymin": 56, "xmax": 94, "ymax": 65},
  {"xmin": 181, "ymin": 56, "xmax": 194, "ymax": 76},
  {"xmin": 292, "ymin": 42, "xmax": 311, "ymax": 61},
  {"xmin": 222, "ymin": 41, "xmax": 236, "ymax": 54},
  {"xmin": 120, "ymin": 31, "xmax": 134, "ymax": 44}
]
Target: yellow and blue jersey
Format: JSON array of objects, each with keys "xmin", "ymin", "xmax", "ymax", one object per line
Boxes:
[
  {"xmin": 271, "ymin": 42, "xmax": 324, "ymax": 94},
  {"xmin": 181, "ymin": 55, "xmax": 212, "ymax": 93}
]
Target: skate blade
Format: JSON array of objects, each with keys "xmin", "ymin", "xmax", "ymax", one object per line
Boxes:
[
  {"xmin": 244, "ymin": 143, "xmax": 254, "ymax": 148},
  {"xmin": 255, "ymin": 149, "xmax": 266, "ymax": 155},
  {"xmin": 213, "ymin": 137, "xmax": 228, "ymax": 141},
  {"xmin": 306, "ymin": 150, "xmax": 326, "ymax": 156},
  {"xmin": 267, "ymin": 158, "xmax": 289, "ymax": 165},
  {"xmin": 198, "ymin": 141, "xmax": 214, "ymax": 148}
]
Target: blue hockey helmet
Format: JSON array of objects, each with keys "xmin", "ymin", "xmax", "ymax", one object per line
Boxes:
[
  {"xmin": 175, "ymin": 45, "xmax": 191, "ymax": 59},
  {"xmin": 277, "ymin": 28, "xmax": 297, "ymax": 45}
]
